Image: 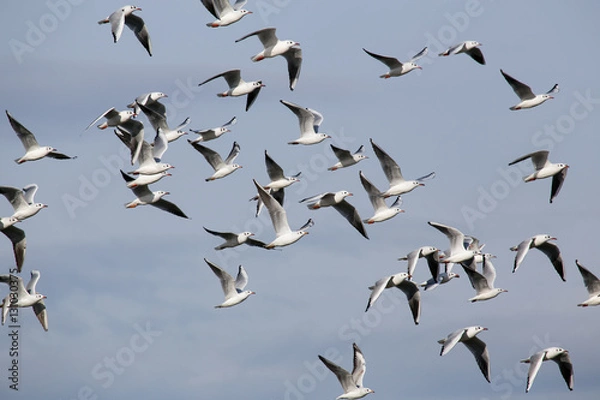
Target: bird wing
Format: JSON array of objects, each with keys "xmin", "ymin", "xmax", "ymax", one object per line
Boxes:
[
  {"xmin": 546, "ymin": 83, "xmax": 560, "ymax": 95},
  {"xmin": 464, "ymin": 336, "xmax": 491, "ymax": 382},
  {"xmin": 201, "ymin": 0, "xmax": 220, "ymax": 18},
  {"xmin": 416, "ymin": 171, "xmax": 436, "ymax": 182},
  {"xmin": 223, "ymin": 116, "xmax": 237, "ymax": 127},
  {"xmin": 307, "ymin": 107, "xmax": 324, "ymax": 132},
  {"xmin": 265, "ymin": 151, "xmax": 285, "ymax": 180},
  {"xmin": 189, "ymin": 142, "xmax": 224, "ymax": 170},
  {"xmin": 365, "ymin": 276, "xmax": 392, "ymax": 312},
  {"xmin": 253, "ymin": 180, "xmax": 291, "ymax": 236},
  {"xmin": 138, "ymin": 101, "xmax": 167, "ymax": 132},
  {"xmin": 525, "ymin": 351, "xmax": 545, "ymax": 393},
  {"xmin": 549, "ymin": 168, "xmax": 567, "ymax": 204},
  {"xmin": 1, "ymin": 226, "xmax": 26, "ymax": 273},
  {"xmin": 537, "ymin": 241, "xmax": 565, "ymax": 281},
  {"xmin": 235, "ymin": 27, "xmax": 278, "ymax": 48},
  {"xmin": 330, "ymin": 144, "xmax": 352, "ymax": 162},
  {"xmin": 0, "ymin": 274, "xmax": 27, "ymax": 298},
  {"xmin": 205, "ymin": 258, "xmax": 237, "ymax": 299},
  {"xmin": 245, "ymin": 237, "xmax": 269, "ymax": 249},
  {"xmin": 462, "ymin": 265, "xmax": 490, "ymax": 293},
  {"xmin": 481, "ymin": 256, "xmax": 497, "ymax": 287},
  {"xmin": 283, "ymin": 47, "xmax": 302, "ymax": 91},
  {"xmin": 425, "ymin": 252, "xmax": 440, "ymax": 281},
  {"xmin": 428, "ymin": 221, "xmax": 465, "ymax": 255},
  {"xmin": 359, "ymin": 171, "xmax": 386, "ymax": 213},
  {"xmin": 439, "ymin": 328, "xmax": 465, "ymax": 356},
  {"xmin": 6, "ymin": 111, "xmax": 40, "ymax": 150},
  {"xmin": 508, "ymin": 150, "xmax": 548, "ymax": 169},
  {"xmin": 85, "ymin": 107, "xmax": 118, "ymax": 130},
  {"xmin": 0, "ymin": 186, "xmax": 28, "ymax": 211},
  {"xmin": 500, "ymin": 69, "xmax": 535, "ymax": 100},
  {"xmin": 32, "ymin": 300, "xmax": 48, "ymax": 331},
  {"xmin": 224, "ymin": 141, "xmax": 241, "ymax": 165},
  {"xmin": 26, "ymin": 270, "xmax": 41, "ymax": 294},
  {"xmin": 21, "ymin": 184, "xmax": 39, "ymax": 205},
  {"xmin": 318, "ymin": 355, "xmax": 354, "ymax": 393},
  {"xmin": 512, "ymin": 238, "xmax": 532, "ymax": 273},
  {"xmin": 203, "ymin": 227, "xmax": 236, "ymax": 241},
  {"xmin": 152, "ymin": 128, "xmax": 169, "ymax": 162},
  {"xmin": 280, "ymin": 100, "xmax": 315, "ymax": 136},
  {"xmin": 370, "ymin": 139, "xmax": 404, "ymax": 185},
  {"xmin": 118, "ymin": 120, "xmax": 145, "ymax": 165},
  {"xmin": 576, "ymin": 260, "xmax": 600, "ymax": 295},
  {"xmin": 199, "ymin": 69, "xmax": 241, "ymax": 88},
  {"xmin": 151, "ymin": 198, "xmax": 189, "ymax": 219},
  {"xmin": 351, "ymin": 343, "xmax": 367, "ymax": 388},
  {"xmin": 234, "ymin": 265, "xmax": 248, "ymax": 290},
  {"xmin": 245, "ymin": 85, "xmax": 262, "ymax": 112},
  {"xmin": 466, "ymin": 47, "xmax": 485, "ymax": 65},
  {"xmin": 552, "ymin": 352, "xmax": 574, "ymax": 391},
  {"xmin": 46, "ymin": 151, "xmax": 76, "ymax": 160},
  {"xmin": 397, "ymin": 279, "xmax": 421, "ymax": 325},
  {"xmin": 362, "ymin": 48, "xmax": 403, "ymax": 70},
  {"xmin": 333, "ymin": 200, "xmax": 369, "ymax": 239},
  {"xmin": 406, "ymin": 249, "xmax": 427, "ymax": 279},
  {"xmin": 125, "ymin": 13, "xmax": 152, "ymax": 56},
  {"xmin": 410, "ymin": 46, "xmax": 428, "ymax": 62},
  {"xmin": 108, "ymin": 8, "xmax": 126, "ymax": 42}
]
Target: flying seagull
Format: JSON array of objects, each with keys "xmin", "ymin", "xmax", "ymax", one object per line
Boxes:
[
  {"xmin": 205, "ymin": 259, "xmax": 255, "ymax": 308},
  {"xmin": 198, "ymin": 69, "xmax": 264, "ymax": 112},
  {"xmin": 0, "ymin": 184, "xmax": 47, "ymax": 221},
  {"xmin": 365, "ymin": 272, "xmax": 420, "ymax": 325},
  {"xmin": 0, "ymin": 271, "xmax": 47, "ymax": 331},
  {"xmin": 98, "ymin": 5, "xmax": 152, "ymax": 56},
  {"xmin": 439, "ymin": 41, "xmax": 485, "ymax": 65},
  {"xmin": 201, "ymin": 0, "xmax": 252, "ymax": 28},
  {"xmin": 508, "ymin": 150, "xmax": 568, "ymax": 203},
  {"xmin": 510, "ymin": 234, "xmax": 565, "ymax": 281},
  {"xmin": 500, "ymin": 69, "xmax": 558, "ymax": 110},
  {"xmin": 189, "ymin": 141, "xmax": 242, "ymax": 181},
  {"xmin": 520, "ymin": 347, "xmax": 573, "ymax": 393},
  {"xmin": 438, "ymin": 326, "xmax": 490, "ymax": 382},
  {"xmin": 363, "ymin": 47, "xmax": 427, "ymax": 78},
  {"xmin": 203, "ymin": 227, "xmax": 269, "ymax": 250},
  {"xmin": 300, "ymin": 191, "xmax": 369, "ymax": 239},
  {"xmin": 328, "ymin": 144, "xmax": 368, "ymax": 171},
  {"xmin": 575, "ymin": 260, "xmax": 600, "ymax": 307},
  {"xmin": 318, "ymin": 343, "xmax": 375, "ymax": 400},
  {"xmin": 280, "ymin": 100, "xmax": 330, "ymax": 145}
]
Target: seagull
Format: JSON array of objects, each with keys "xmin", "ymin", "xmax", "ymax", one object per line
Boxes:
[
  {"xmin": 123, "ymin": 171, "xmax": 171, "ymax": 188},
  {"xmin": 86, "ymin": 107, "xmax": 136, "ymax": 131},
  {"xmin": 235, "ymin": 27, "xmax": 302, "ymax": 90},
  {"xmin": 370, "ymin": 139, "xmax": 434, "ymax": 198},
  {"xmin": 198, "ymin": 69, "xmax": 264, "ymax": 112},
  {"xmin": 0, "ymin": 271, "xmax": 47, "ymax": 331},
  {"xmin": 189, "ymin": 116, "xmax": 236, "ymax": 144},
  {"xmin": 438, "ymin": 326, "xmax": 490, "ymax": 382},
  {"xmin": 120, "ymin": 170, "xmax": 188, "ymax": 219},
  {"xmin": 439, "ymin": 41, "xmax": 485, "ymax": 65},
  {"xmin": 328, "ymin": 145, "xmax": 368, "ymax": 171},
  {"xmin": 521, "ymin": 347, "xmax": 573, "ymax": 393},
  {"xmin": 500, "ymin": 69, "xmax": 558, "ymax": 110},
  {"xmin": 116, "ymin": 131, "xmax": 174, "ymax": 175},
  {"xmin": 366, "ymin": 272, "xmax": 420, "ymax": 325},
  {"xmin": 318, "ymin": 343, "xmax": 375, "ymax": 400},
  {"xmin": 205, "ymin": 259, "xmax": 255, "ymax": 308},
  {"xmin": 359, "ymin": 171, "xmax": 404, "ymax": 224},
  {"xmin": 0, "ymin": 184, "xmax": 47, "ymax": 221},
  {"xmin": 362, "ymin": 47, "xmax": 427, "ymax": 78},
  {"xmin": 300, "ymin": 191, "xmax": 368, "ymax": 239},
  {"xmin": 461, "ymin": 254, "xmax": 508, "ymax": 302},
  {"xmin": 280, "ymin": 100, "xmax": 330, "ymax": 145},
  {"xmin": 249, "ymin": 151, "xmax": 300, "ymax": 217},
  {"xmin": 575, "ymin": 260, "xmax": 600, "ymax": 307},
  {"xmin": 252, "ymin": 179, "xmax": 313, "ymax": 249},
  {"xmin": 7, "ymin": 111, "xmax": 76, "ymax": 164},
  {"xmin": 98, "ymin": 5, "xmax": 152, "ymax": 56},
  {"xmin": 203, "ymin": 227, "xmax": 269, "ymax": 250},
  {"xmin": 135, "ymin": 100, "xmax": 190, "ymax": 143},
  {"xmin": 508, "ymin": 150, "xmax": 568, "ymax": 203},
  {"xmin": 0, "ymin": 218, "xmax": 25, "ymax": 273},
  {"xmin": 189, "ymin": 141, "xmax": 242, "ymax": 181},
  {"xmin": 398, "ymin": 246, "xmax": 439, "ymax": 279},
  {"xmin": 127, "ymin": 92, "xmax": 167, "ymax": 114},
  {"xmin": 428, "ymin": 221, "xmax": 478, "ymax": 265},
  {"xmin": 510, "ymin": 234, "xmax": 565, "ymax": 281},
  {"xmin": 419, "ymin": 263, "xmax": 460, "ymax": 291},
  {"xmin": 201, "ymin": 0, "xmax": 252, "ymax": 28}
]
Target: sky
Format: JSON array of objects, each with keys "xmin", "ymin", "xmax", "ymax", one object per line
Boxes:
[{"xmin": 1, "ymin": 0, "xmax": 600, "ymax": 399}]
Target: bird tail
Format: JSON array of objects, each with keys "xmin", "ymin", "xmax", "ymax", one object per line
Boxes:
[
  {"xmin": 509, "ymin": 106, "xmax": 519, "ymax": 111},
  {"xmin": 98, "ymin": 19, "xmax": 109, "ymax": 25},
  {"xmin": 520, "ymin": 359, "xmax": 531, "ymax": 364},
  {"xmin": 509, "ymin": 245, "xmax": 518, "ymax": 251},
  {"xmin": 437, "ymin": 338, "xmax": 446, "ymax": 344}
]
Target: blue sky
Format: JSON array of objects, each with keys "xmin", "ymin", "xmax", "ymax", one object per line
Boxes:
[{"xmin": 1, "ymin": 1, "xmax": 600, "ymax": 399}]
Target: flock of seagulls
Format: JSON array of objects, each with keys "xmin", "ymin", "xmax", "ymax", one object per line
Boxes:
[{"xmin": 1, "ymin": 2, "xmax": 595, "ymax": 398}]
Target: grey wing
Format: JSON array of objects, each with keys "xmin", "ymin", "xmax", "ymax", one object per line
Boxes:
[
  {"xmin": 21, "ymin": 184, "xmax": 39, "ymax": 205},
  {"xmin": 481, "ymin": 256, "xmax": 497, "ymax": 287},
  {"xmin": 462, "ymin": 265, "xmax": 490, "ymax": 293},
  {"xmin": 205, "ymin": 258, "xmax": 236, "ymax": 299},
  {"xmin": 500, "ymin": 69, "xmax": 535, "ymax": 100},
  {"xmin": 245, "ymin": 237, "xmax": 269, "ymax": 249},
  {"xmin": 189, "ymin": 142, "xmax": 224, "ymax": 170},
  {"xmin": 552, "ymin": 352, "xmax": 574, "ymax": 391},
  {"xmin": 223, "ymin": 116, "xmax": 237, "ymax": 127},
  {"xmin": 307, "ymin": 108, "xmax": 324, "ymax": 132},
  {"xmin": 85, "ymin": 107, "xmax": 117, "ymax": 130},
  {"xmin": 108, "ymin": 9, "xmax": 126, "ymax": 42},
  {"xmin": 546, "ymin": 84, "xmax": 559, "ymax": 95},
  {"xmin": 351, "ymin": 343, "xmax": 367, "ymax": 388},
  {"xmin": 224, "ymin": 141, "xmax": 241, "ymax": 165},
  {"xmin": 427, "ymin": 221, "xmax": 464, "ymax": 254},
  {"xmin": 512, "ymin": 239, "xmax": 532, "ymax": 273},
  {"xmin": 152, "ymin": 128, "xmax": 169, "ymax": 162},
  {"xmin": 272, "ymin": 188, "xmax": 285, "ymax": 206},
  {"xmin": 283, "ymin": 47, "xmax": 302, "ymax": 91},
  {"xmin": 203, "ymin": 227, "xmax": 236, "ymax": 241},
  {"xmin": 1, "ymin": 226, "xmax": 26, "ymax": 273},
  {"xmin": 138, "ymin": 101, "xmax": 167, "ymax": 132},
  {"xmin": 253, "ymin": 180, "xmax": 290, "ymax": 235},
  {"xmin": 26, "ymin": 270, "xmax": 41, "ymax": 294},
  {"xmin": 46, "ymin": 151, "xmax": 76, "ymax": 160},
  {"xmin": 32, "ymin": 300, "xmax": 48, "ymax": 331},
  {"xmin": 575, "ymin": 260, "xmax": 600, "ymax": 295},
  {"xmin": 318, "ymin": 355, "xmax": 354, "ymax": 393},
  {"xmin": 508, "ymin": 150, "xmax": 548, "ymax": 168},
  {"xmin": 280, "ymin": 100, "xmax": 314, "ymax": 134},
  {"xmin": 333, "ymin": 200, "xmax": 369, "ymax": 239},
  {"xmin": 466, "ymin": 47, "xmax": 485, "ymax": 65},
  {"xmin": 234, "ymin": 265, "xmax": 248, "ymax": 290},
  {"xmin": 464, "ymin": 337, "xmax": 491, "ymax": 382},
  {"xmin": 537, "ymin": 241, "xmax": 565, "ymax": 281},
  {"xmin": 117, "ymin": 121, "xmax": 145, "ymax": 165},
  {"xmin": 299, "ymin": 193, "xmax": 325, "ymax": 204},
  {"xmin": 245, "ymin": 86, "xmax": 262, "ymax": 112},
  {"xmin": 151, "ymin": 198, "xmax": 189, "ymax": 219},
  {"xmin": 416, "ymin": 171, "xmax": 436, "ymax": 182},
  {"xmin": 425, "ymin": 252, "xmax": 440, "ymax": 281},
  {"xmin": 201, "ymin": 0, "xmax": 220, "ymax": 18},
  {"xmin": 237, "ymin": 27, "xmax": 277, "ymax": 48},
  {"xmin": 410, "ymin": 46, "xmax": 428, "ymax": 62},
  {"xmin": 0, "ymin": 186, "xmax": 27, "ymax": 211},
  {"xmin": 549, "ymin": 168, "xmax": 567, "ymax": 204},
  {"xmin": 175, "ymin": 117, "xmax": 192, "ymax": 131},
  {"xmin": 199, "ymin": 69, "xmax": 241, "ymax": 88},
  {"xmin": 359, "ymin": 171, "xmax": 385, "ymax": 212},
  {"xmin": 265, "ymin": 151, "xmax": 285, "ymax": 180},
  {"xmin": 0, "ymin": 274, "xmax": 27, "ymax": 298},
  {"xmin": 6, "ymin": 111, "xmax": 39, "ymax": 150},
  {"xmin": 439, "ymin": 329, "xmax": 465, "ymax": 356},
  {"xmin": 525, "ymin": 352, "xmax": 545, "ymax": 393},
  {"xmin": 362, "ymin": 48, "xmax": 403, "ymax": 70},
  {"xmin": 370, "ymin": 139, "xmax": 403, "ymax": 184},
  {"xmin": 125, "ymin": 13, "xmax": 152, "ymax": 56},
  {"xmin": 298, "ymin": 218, "xmax": 314, "ymax": 231},
  {"xmin": 331, "ymin": 145, "xmax": 352, "ymax": 162},
  {"xmin": 233, "ymin": 0, "xmax": 247, "ymax": 10},
  {"xmin": 365, "ymin": 276, "xmax": 392, "ymax": 312},
  {"xmin": 397, "ymin": 280, "xmax": 421, "ymax": 325}
]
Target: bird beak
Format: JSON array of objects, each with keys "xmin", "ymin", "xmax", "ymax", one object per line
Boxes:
[
  {"xmin": 325, "ymin": 135, "xmax": 332, "ymax": 138},
  {"xmin": 42, "ymin": 295, "xmax": 47, "ymax": 299},
  {"xmin": 550, "ymin": 237, "xmax": 557, "ymax": 240},
  {"xmin": 251, "ymin": 291, "xmax": 256, "ymax": 295},
  {"xmin": 247, "ymin": 11, "xmax": 253, "ymax": 14},
  {"xmin": 455, "ymin": 274, "xmax": 460, "ymax": 278},
  {"xmin": 166, "ymin": 173, "xmax": 172, "ymax": 177},
  {"xmin": 43, "ymin": 204, "xmax": 49, "ymax": 208},
  {"xmin": 482, "ymin": 327, "xmax": 488, "ymax": 331},
  {"xmin": 348, "ymin": 193, "xmax": 353, "ymax": 196},
  {"xmin": 419, "ymin": 183, "xmax": 425, "ymax": 186},
  {"xmin": 165, "ymin": 191, "xmax": 171, "ymax": 195},
  {"xmin": 261, "ymin": 83, "xmax": 266, "ymax": 87},
  {"xmin": 549, "ymin": 96, "xmax": 554, "ymax": 99},
  {"xmin": 136, "ymin": 7, "xmax": 142, "ymax": 11},
  {"xmin": 417, "ymin": 66, "xmax": 422, "ymax": 70}
]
